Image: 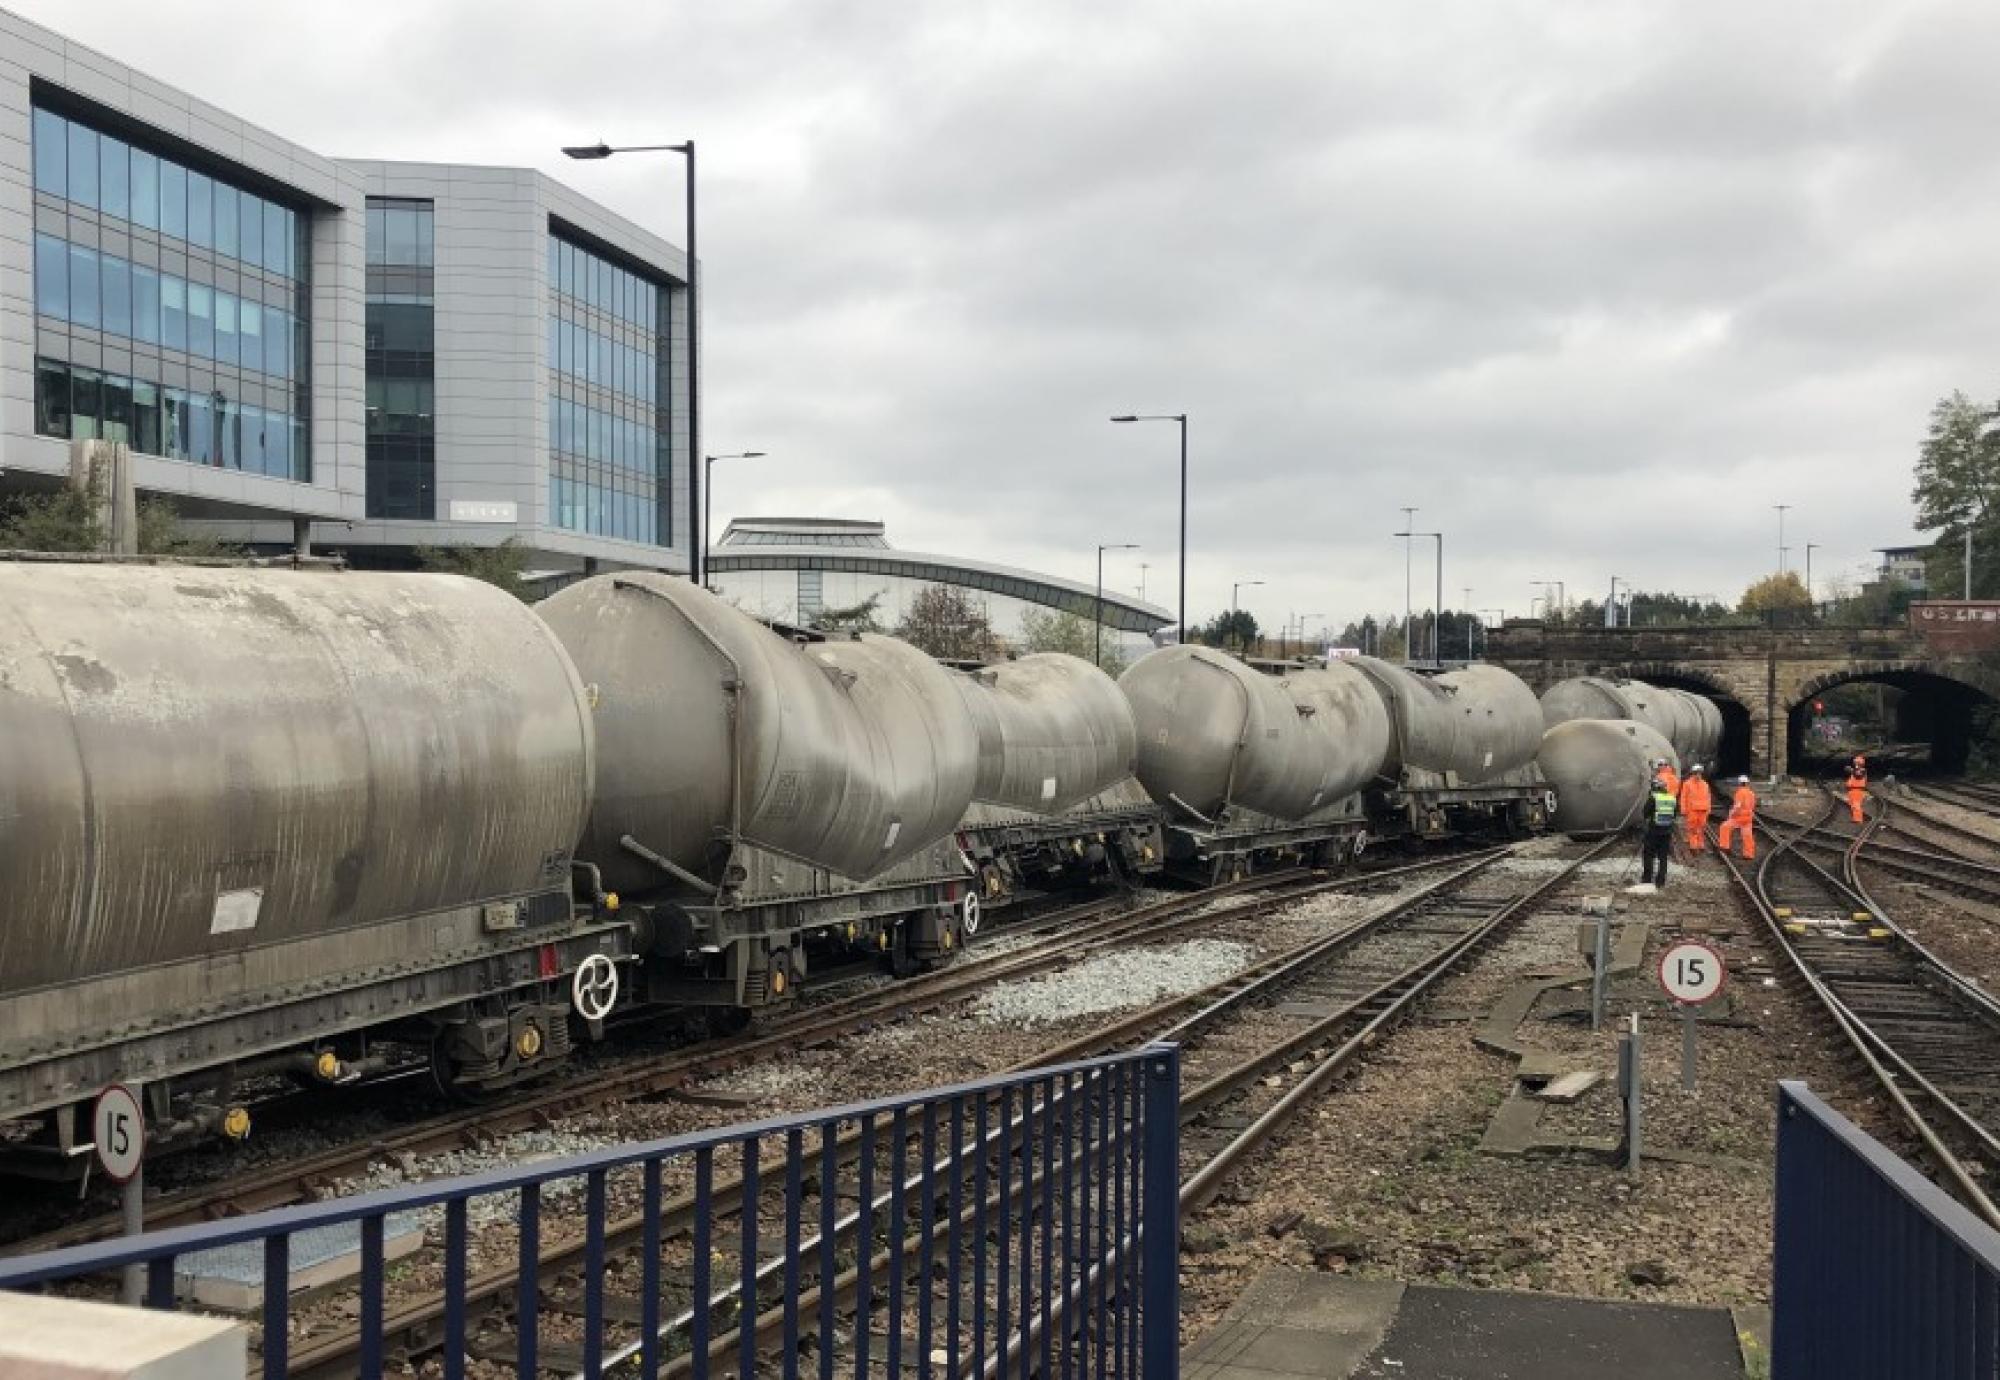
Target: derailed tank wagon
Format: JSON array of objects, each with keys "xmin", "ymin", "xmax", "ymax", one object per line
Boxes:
[
  {"xmin": 1117, "ymin": 648, "xmax": 1551, "ymax": 879},
  {"xmin": 0, "ymin": 564, "xmax": 613, "ymax": 1172}
]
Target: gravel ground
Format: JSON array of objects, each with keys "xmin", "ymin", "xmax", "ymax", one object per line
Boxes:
[
  {"xmin": 1178, "ymin": 842, "xmax": 1888, "ymax": 1348},
  {"xmin": 970, "ymin": 939, "xmax": 1257, "ymax": 1026}
]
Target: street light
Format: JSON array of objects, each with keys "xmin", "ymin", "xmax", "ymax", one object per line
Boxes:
[
  {"xmin": 1110, "ymin": 414, "xmax": 1188, "ymax": 640},
  {"xmin": 703, "ymin": 451, "xmax": 766, "ymax": 578},
  {"xmin": 1483, "ymin": 608, "xmax": 1506, "ymax": 658},
  {"xmin": 1534, "ymin": 580, "xmax": 1565, "ymax": 625},
  {"xmin": 1395, "ymin": 530, "xmax": 1442, "ymax": 664},
  {"xmin": 1606, "ymin": 575, "xmax": 1622, "ymax": 629},
  {"xmin": 1096, "ymin": 543, "xmax": 1139, "ymax": 668},
  {"xmin": 1805, "ymin": 543, "xmax": 1820, "ymax": 616},
  {"xmin": 1773, "ymin": 504, "xmax": 1791, "ymax": 577},
  {"xmin": 1462, "ymin": 587, "xmax": 1474, "ymax": 660},
  {"xmin": 563, "ymin": 139, "xmax": 702, "ymax": 580},
  {"xmin": 1399, "ymin": 507, "xmax": 1417, "ymax": 664},
  {"xmin": 1231, "ymin": 578, "xmax": 1264, "ymax": 652}
]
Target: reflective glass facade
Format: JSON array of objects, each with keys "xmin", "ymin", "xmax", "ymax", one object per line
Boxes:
[
  {"xmin": 28, "ymin": 103, "xmax": 311, "ymax": 479},
  {"xmin": 547, "ymin": 229, "xmax": 670, "ymax": 545},
  {"xmin": 365, "ymin": 198, "xmax": 435, "ymax": 518}
]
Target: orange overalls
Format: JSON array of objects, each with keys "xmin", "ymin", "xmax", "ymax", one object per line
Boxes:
[
  {"xmin": 1718, "ymin": 784, "xmax": 1757, "ymax": 859},
  {"xmin": 1845, "ymin": 765, "xmax": 1868, "ymax": 824},
  {"xmin": 1658, "ymin": 765, "xmax": 1681, "ymax": 798},
  {"xmin": 1678, "ymin": 775, "xmax": 1712, "ymax": 852}
]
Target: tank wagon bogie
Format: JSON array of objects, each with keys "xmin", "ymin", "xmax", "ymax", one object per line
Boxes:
[{"xmin": 0, "ymin": 563, "xmax": 617, "ymax": 1173}]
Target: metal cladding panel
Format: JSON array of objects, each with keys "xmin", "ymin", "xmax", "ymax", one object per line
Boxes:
[
  {"xmin": 0, "ymin": 564, "xmax": 595, "ymax": 998},
  {"xmin": 1119, "ymin": 647, "xmax": 1389, "ymax": 822},
  {"xmin": 541, "ymin": 573, "xmax": 979, "ymax": 889},
  {"xmin": 1539, "ymin": 718, "xmax": 1679, "ymax": 835},
  {"xmin": 954, "ymin": 654, "xmax": 1137, "ymax": 815}
]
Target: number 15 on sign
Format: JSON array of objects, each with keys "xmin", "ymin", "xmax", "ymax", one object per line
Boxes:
[{"xmin": 1658, "ymin": 941, "xmax": 1725, "ymax": 1091}]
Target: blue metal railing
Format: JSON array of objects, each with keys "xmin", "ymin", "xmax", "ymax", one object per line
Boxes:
[
  {"xmin": 0, "ymin": 1044, "xmax": 1182, "ymax": 1380},
  {"xmin": 1774, "ymin": 1079, "xmax": 2000, "ymax": 1377}
]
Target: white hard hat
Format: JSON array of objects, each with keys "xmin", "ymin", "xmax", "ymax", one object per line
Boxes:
[
  {"xmin": 1690, "ymin": 763, "xmax": 1704, "ymax": 773},
  {"xmin": 1738, "ymin": 775, "xmax": 1750, "ymax": 785}
]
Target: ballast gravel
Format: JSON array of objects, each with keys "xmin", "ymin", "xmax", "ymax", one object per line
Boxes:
[{"xmin": 970, "ymin": 938, "xmax": 1255, "ymax": 1027}]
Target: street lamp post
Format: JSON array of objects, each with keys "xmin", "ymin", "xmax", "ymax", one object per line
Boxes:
[
  {"xmin": 1805, "ymin": 543, "xmax": 1820, "ymax": 615},
  {"xmin": 1606, "ymin": 576, "xmax": 1622, "ymax": 629},
  {"xmin": 702, "ymin": 451, "xmax": 766, "ymax": 580},
  {"xmin": 1394, "ymin": 530, "xmax": 1442, "ymax": 664},
  {"xmin": 1463, "ymin": 587, "xmax": 1474, "ymax": 660},
  {"xmin": 1534, "ymin": 580, "xmax": 1565, "ymax": 625},
  {"xmin": 563, "ymin": 139, "xmax": 702, "ymax": 580},
  {"xmin": 1483, "ymin": 608, "xmax": 1506, "ymax": 659},
  {"xmin": 1400, "ymin": 507, "xmax": 1417, "ymax": 664},
  {"xmin": 1111, "ymin": 414, "xmax": 1188, "ymax": 641},
  {"xmin": 1231, "ymin": 579, "xmax": 1264, "ymax": 653},
  {"xmin": 1096, "ymin": 543, "xmax": 1139, "ymax": 668},
  {"xmin": 1774, "ymin": 504, "xmax": 1791, "ymax": 577}
]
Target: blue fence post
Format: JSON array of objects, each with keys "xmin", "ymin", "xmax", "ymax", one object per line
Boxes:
[{"xmin": 1140, "ymin": 1043, "xmax": 1181, "ymax": 1380}]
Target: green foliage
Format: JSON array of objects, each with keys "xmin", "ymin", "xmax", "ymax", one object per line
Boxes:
[
  {"xmin": 811, "ymin": 594, "xmax": 885, "ymax": 635},
  {"xmin": 0, "ymin": 485, "xmax": 99, "ymax": 552},
  {"xmin": 0, "ymin": 480, "xmax": 239, "ymax": 558},
  {"xmin": 1912, "ymin": 389, "xmax": 2000, "ymax": 599},
  {"xmin": 893, "ymin": 584, "xmax": 999, "ymax": 661},
  {"xmin": 417, "ymin": 538, "xmax": 531, "ymax": 600},
  {"xmin": 1738, "ymin": 571, "xmax": 1812, "ymax": 618},
  {"xmin": 1623, "ymin": 591, "xmax": 1734, "ymax": 626},
  {"xmin": 1191, "ymin": 609, "xmax": 1260, "ymax": 651},
  {"xmin": 1827, "ymin": 574, "xmax": 1917, "ymax": 627},
  {"xmin": 1019, "ymin": 607, "xmax": 1127, "ymax": 675}
]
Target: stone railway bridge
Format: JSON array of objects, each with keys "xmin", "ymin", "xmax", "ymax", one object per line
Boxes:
[{"xmin": 1486, "ymin": 622, "xmax": 2000, "ymax": 779}]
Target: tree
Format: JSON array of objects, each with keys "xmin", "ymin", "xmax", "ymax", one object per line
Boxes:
[
  {"xmin": 418, "ymin": 538, "xmax": 531, "ymax": 601},
  {"xmin": 0, "ymin": 481, "xmax": 238, "ymax": 558},
  {"xmin": 812, "ymin": 594, "xmax": 884, "ymax": 635},
  {"xmin": 1019, "ymin": 607, "xmax": 1127, "ymax": 675},
  {"xmin": 1191, "ymin": 609, "xmax": 1259, "ymax": 652},
  {"xmin": 1912, "ymin": 389, "xmax": 2000, "ymax": 598},
  {"xmin": 1738, "ymin": 571, "xmax": 1812, "ymax": 619},
  {"xmin": 1624, "ymin": 591, "xmax": 1733, "ymax": 627},
  {"xmin": 893, "ymin": 584, "xmax": 998, "ymax": 661}
]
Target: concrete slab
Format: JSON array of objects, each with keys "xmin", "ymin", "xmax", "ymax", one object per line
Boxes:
[
  {"xmin": 1185, "ymin": 1271, "xmax": 1403, "ymax": 1380},
  {"xmin": 1357, "ymin": 1283, "xmax": 1743, "ymax": 1379},
  {"xmin": 0, "ymin": 1291, "xmax": 245, "ymax": 1378},
  {"xmin": 1185, "ymin": 1273, "xmax": 1745, "ymax": 1380},
  {"xmin": 174, "ymin": 1212, "xmax": 425, "ymax": 1310}
]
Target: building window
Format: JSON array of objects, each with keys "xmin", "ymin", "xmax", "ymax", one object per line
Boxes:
[
  {"xmin": 26, "ymin": 102, "xmax": 311, "ymax": 480},
  {"xmin": 365, "ymin": 197, "xmax": 436, "ymax": 520},
  {"xmin": 547, "ymin": 225, "xmax": 673, "ymax": 546}
]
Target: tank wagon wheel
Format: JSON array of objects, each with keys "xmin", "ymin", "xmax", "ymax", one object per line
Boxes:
[{"xmin": 428, "ymin": 1034, "xmax": 497, "ymax": 1105}]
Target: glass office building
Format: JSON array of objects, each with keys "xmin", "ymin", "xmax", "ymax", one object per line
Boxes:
[
  {"xmin": 4, "ymin": 10, "xmax": 696, "ymax": 576},
  {"xmin": 29, "ymin": 101, "xmax": 311, "ymax": 480},
  {"xmin": 547, "ymin": 230, "xmax": 672, "ymax": 547},
  {"xmin": 365, "ymin": 198, "xmax": 435, "ymax": 518}
]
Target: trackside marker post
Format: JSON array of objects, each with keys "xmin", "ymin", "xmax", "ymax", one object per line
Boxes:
[
  {"xmin": 1658, "ymin": 939, "xmax": 1726, "ymax": 1091},
  {"xmin": 92, "ymin": 1083, "xmax": 146, "ymax": 1304}
]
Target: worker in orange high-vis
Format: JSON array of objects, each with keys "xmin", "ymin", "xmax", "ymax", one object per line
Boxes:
[
  {"xmin": 1678, "ymin": 764, "xmax": 1712, "ymax": 852},
  {"xmin": 1655, "ymin": 758, "xmax": 1680, "ymax": 798},
  {"xmin": 1844, "ymin": 754, "xmax": 1868, "ymax": 825},
  {"xmin": 1718, "ymin": 775, "xmax": 1758, "ymax": 859}
]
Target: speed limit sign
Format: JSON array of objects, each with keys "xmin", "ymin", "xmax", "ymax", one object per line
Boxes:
[
  {"xmin": 1658, "ymin": 940, "xmax": 1726, "ymax": 1005},
  {"xmin": 92, "ymin": 1084, "xmax": 146, "ymax": 1183}
]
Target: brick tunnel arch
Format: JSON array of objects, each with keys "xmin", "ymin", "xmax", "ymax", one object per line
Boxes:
[
  {"xmin": 1788, "ymin": 664, "xmax": 1998, "ymax": 776},
  {"xmin": 1623, "ymin": 662, "xmax": 1756, "ymax": 778}
]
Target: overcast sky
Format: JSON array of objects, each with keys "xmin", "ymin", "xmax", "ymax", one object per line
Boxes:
[{"xmin": 22, "ymin": 0, "xmax": 1996, "ymax": 635}]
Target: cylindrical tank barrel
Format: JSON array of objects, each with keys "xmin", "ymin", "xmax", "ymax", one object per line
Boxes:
[
  {"xmin": 539, "ymin": 573, "xmax": 979, "ymax": 891},
  {"xmin": 954, "ymin": 654, "xmax": 1137, "ymax": 814},
  {"xmin": 0, "ymin": 564, "xmax": 596, "ymax": 998},
  {"xmin": 1539, "ymin": 719, "xmax": 1680, "ymax": 836},
  {"xmin": 1541, "ymin": 677, "xmax": 1721, "ymax": 768},
  {"xmin": 1118, "ymin": 647, "xmax": 1390, "ymax": 821},
  {"xmin": 1351, "ymin": 658, "xmax": 1542, "ymax": 784}
]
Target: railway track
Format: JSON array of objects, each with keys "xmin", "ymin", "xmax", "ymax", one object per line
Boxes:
[
  {"xmin": 275, "ymin": 837, "xmax": 1612, "ymax": 1378},
  {"xmin": 5, "ymin": 851, "xmax": 1491, "ymax": 1260},
  {"xmin": 1716, "ymin": 799, "xmax": 2000, "ymax": 1230}
]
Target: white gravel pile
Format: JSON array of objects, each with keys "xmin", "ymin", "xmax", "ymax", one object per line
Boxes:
[
  {"xmin": 971, "ymin": 939, "xmax": 1255, "ymax": 1027},
  {"xmin": 332, "ymin": 1127, "xmax": 621, "ymax": 1228},
  {"xmin": 1489, "ymin": 852, "xmax": 1644, "ymax": 880}
]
